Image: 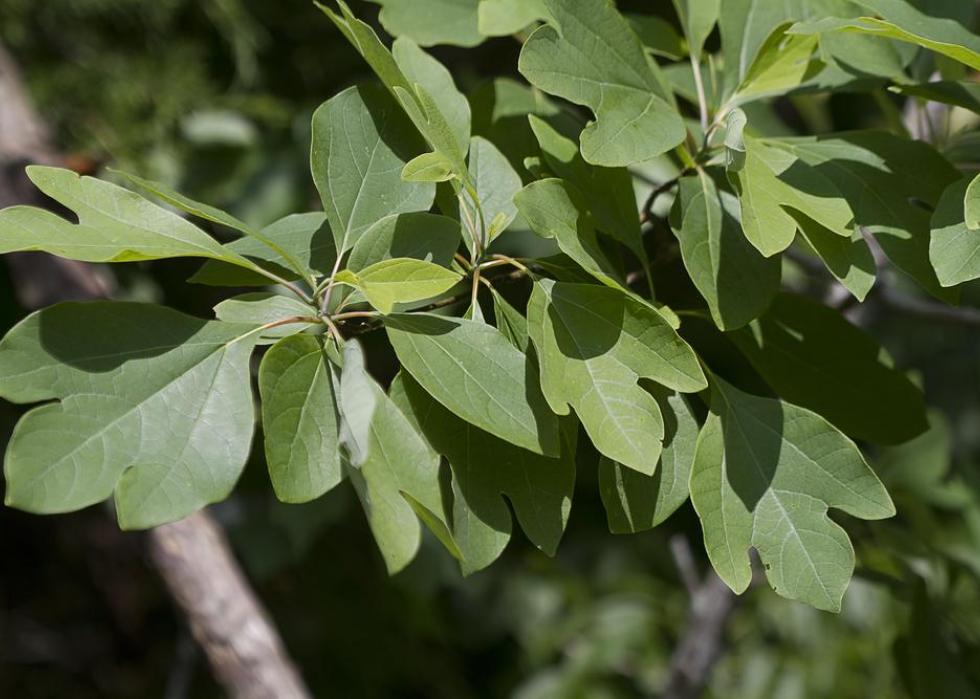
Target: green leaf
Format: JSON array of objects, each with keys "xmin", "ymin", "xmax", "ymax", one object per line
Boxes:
[
  {"xmin": 930, "ymin": 177, "xmax": 980, "ymax": 287},
  {"xmin": 402, "ymin": 152, "xmax": 455, "ymax": 182},
  {"xmin": 729, "ymin": 293, "xmax": 928, "ymax": 444},
  {"xmin": 797, "ymin": 217, "xmax": 876, "ymax": 300},
  {"xmin": 727, "ymin": 134, "xmax": 855, "ymax": 257},
  {"xmin": 478, "ymin": 0, "xmax": 549, "ymax": 36},
  {"xmin": 599, "ymin": 388, "xmax": 698, "ymax": 533},
  {"xmin": 191, "ymin": 212, "xmax": 336, "ymax": 287},
  {"xmin": 338, "ymin": 340, "xmax": 457, "ymax": 573},
  {"xmin": 514, "ymin": 178, "xmax": 624, "ymax": 287},
  {"xmin": 214, "ymin": 292, "xmax": 318, "ymax": 343},
  {"xmin": 392, "ymin": 372, "xmax": 575, "ymax": 574},
  {"xmin": 347, "ymin": 212, "xmax": 461, "ymax": 271},
  {"xmin": 965, "ymin": 173, "xmax": 980, "ymax": 230},
  {"xmin": 718, "ymin": 0, "xmax": 906, "ymax": 96},
  {"xmin": 259, "ymin": 334, "xmax": 343, "ymax": 503},
  {"xmin": 790, "ymin": 0, "xmax": 980, "ymax": 72},
  {"xmin": 780, "ymin": 131, "xmax": 959, "ymax": 301},
  {"xmin": 670, "ymin": 170, "xmax": 780, "ymax": 330},
  {"xmin": 384, "ymin": 313, "xmax": 561, "ymax": 456},
  {"xmin": 733, "ymin": 23, "xmax": 820, "ymax": 104},
  {"xmin": 890, "ymin": 81, "xmax": 980, "ymax": 114},
  {"xmin": 690, "ymin": 376, "xmax": 895, "ymax": 611},
  {"xmin": 671, "ymin": 0, "xmax": 720, "ymax": 60},
  {"xmin": 112, "ymin": 170, "xmax": 311, "ymax": 283},
  {"xmin": 491, "ymin": 288, "xmax": 529, "ymax": 350},
  {"xmin": 518, "ymin": 0, "xmax": 685, "ymax": 166},
  {"xmin": 339, "ymin": 258, "xmax": 462, "ymax": 313},
  {"xmin": 0, "ymin": 166, "xmax": 256, "ymax": 271},
  {"xmin": 527, "ymin": 280, "xmax": 706, "ymax": 475},
  {"xmin": 368, "ymin": 0, "xmax": 483, "ymax": 47},
  {"xmin": 628, "ymin": 14, "xmax": 687, "ymax": 60},
  {"xmin": 467, "ymin": 136, "xmax": 522, "ymax": 245},
  {"xmin": 528, "ymin": 115, "xmax": 642, "ymax": 260},
  {"xmin": 0, "ymin": 303, "xmax": 259, "ymax": 529},
  {"xmin": 311, "ymin": 83, "xmax": 435, "ymax": 253},
  {"xmin": 392, "ymin": 37, "xmax": 472, "ymax": 156},
  {"xmin": 318, "ymin": 2, "xmax": 472, "ymax": 180}
]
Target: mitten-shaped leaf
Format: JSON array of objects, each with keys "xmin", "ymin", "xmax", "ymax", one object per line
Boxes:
[
  {"xmin": 0, "ymin": 303, "xmax": 260, "ymax": 529},
  {"xmin": 518, "ymin": 0, "xmax": 685, "ymax": 166},
  {"xmin": 690, "ymin": 376, "xmax": 895, "ymax": 611},
  {"xmin": 528, "ymin": 280, "xmax": 706, "ymax": 475}
]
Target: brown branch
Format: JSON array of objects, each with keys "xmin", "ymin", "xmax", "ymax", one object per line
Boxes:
[
  {"xmin": 0, "ymin": 39, "xmax": 311, "ymax": 699},
  {"xmin": 662, "ymin": 536, "xmax": 739, "ymax": 699},
  {"xmin": 148, "ymin": 512, "xmax": 310, "ymax": 699}
]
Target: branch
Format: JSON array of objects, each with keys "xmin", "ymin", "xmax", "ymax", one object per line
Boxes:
[
  {"xmin": 148, "ymin": 512, "xmax": 310, "ymax": 699},
  {"xmin": 663, "ymin": 536, "xmax": 738, "ymax": 699},
  {"xmin": 0, "ymin": 38, "xmax": 311, "ymax": 699}
]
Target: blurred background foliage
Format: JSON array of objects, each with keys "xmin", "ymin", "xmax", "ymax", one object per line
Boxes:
[{"xmin": 1, "ymin": 0, "xmax": 980, "ymax": 697}]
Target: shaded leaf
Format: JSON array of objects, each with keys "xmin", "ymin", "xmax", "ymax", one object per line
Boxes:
[
  {"xmin": 393, "ymin": 372, "xmax": 575, "ymax": 574},
  {"xmin": 214, "ymin": 292, "xmax": 318, "ymax": 344},
  {"xmin": 191, "ymin": 212, "xmax": 335, "ymax": 287},
  {"xmin": 670, "ymin": 170, "xmax": 780, "ymax": 330},
  {"xmin": 528, "ymin": 115, "xmax": 642, "ymax": 260},
  {"xmin": 259, "ymin": 334, "xmax": 343, "ymax": 503},
  {"xmin": 311, "ymin": 83, "xmax": 435, "ymax": 253},
  {"xmin": 797, "ymin": 217, "xmax": 876, "ymax": 300},
  {"xmin": 791, "ymin": 0, "xmax": 980, "ymax": 72},
  {"xmin": 338, "ymin": 340, "xmax": 457, "ymax": 573},
  {"xmin": 385, "ymin": 313, "xmax": 561, "ymax": 455},
  {"xmin": 781, "ymin": 130, "xmax": 959, "ymax": 300},
  {"xmin": 0, "ymin": 303, "xmax": 259, "ymax": 529},
  {"xmin": 515, "ymin": 178, "xmax": 624, "ymax": 287},
  {"xmin": 528, "ymin": 280, "xmax": 706, "ymax": 475},
  {"xmin": 599, "ymin": 388, "xmax": 698, "ymax": 533},
  {"xmin": 518, "ymin": 0, "xmax": 685, "ymax": 166},
  {"xmin": 690, "ymin": 376, "xmax": 894, "ymax": 611},
  {"xmin": 729, "ymin": 293, "xmax": 928, "ymax": 444},
  {"xmin": 347, "ymin": 212, "xmax": 461, "ymax": 271}
]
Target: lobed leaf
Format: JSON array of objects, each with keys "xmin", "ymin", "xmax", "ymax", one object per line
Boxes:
[
  {"xmin": 0, "ymin": 303, "xmax": 260, "ymax": 529},
  {"xmin": 528, "ymin": 280, "xmax": 706, "ymax": 476},
  {"xmin": 518, "ymin": 0, "xmax": 685, "ymax": 166},
  {"xmin": 690, "ymin": 376, "xmax": 895, "ymax": 611}
]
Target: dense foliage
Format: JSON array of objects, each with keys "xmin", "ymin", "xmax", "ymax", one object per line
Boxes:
[{"xmin": 3, "ymin": 0, "xmax": 980, "ymax": 695}]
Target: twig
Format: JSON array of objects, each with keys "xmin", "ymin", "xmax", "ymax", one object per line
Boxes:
[
  {"xmin": 640, "ymin": 176, "xmax": 682, "ymax": 225},
  {"xmin": 669, "ymin": 535, "xmax": 701, "ymax": 596},
  {"xmin": 663, "ymin": 536, "xmax": 739, "ymax": 699}
]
